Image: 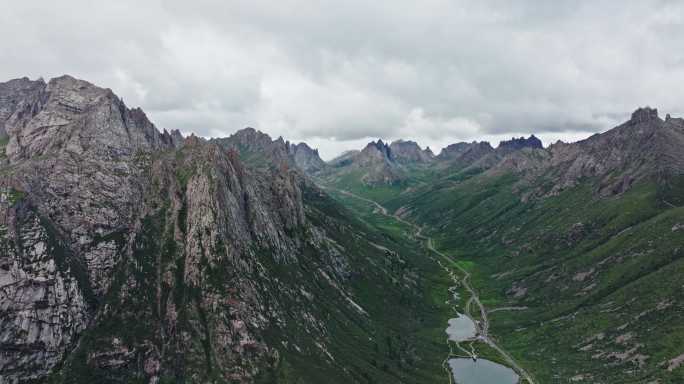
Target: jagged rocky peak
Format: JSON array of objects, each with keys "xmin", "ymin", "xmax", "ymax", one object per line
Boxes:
[
  {"xmin": 0, "ymin": 76, "xmax": 46, "ymax": 100},
  {"xmin": 524, "ymin": 106, "xmax": 684, "ymax": 197},
  {"xmin": 361, "ymin": 139, "xmax": 394, "ymax": 162},
  {"xmin": 327, "ymin": 139, "xmax": 404, "ymax": 184},
  {"xmin": 425, "ymin": 146, "xmax": 435, "ymax": 157},
  {"xmin": 1, "ymin": 75, "xmax": 178, "ymax": 162},
  {"xmin": 0, "ymin": 77, "xmax": 46, "ymax": 140},
  {"xmin": 290, "ymin": 141, "xmax": 319, "ymax": 155},
  {"xmin": 438, "ymin": 141, "xmax": 494, "ymax": 160},
  {"xmin": 289, "ymin": 141, "xmax": 326, "ymax": 173},
  {"xmin": 0, "ymin": 74, "xmax": 182, "ymax": 296},
  {"xmin": 0, "ymin": 75, "xmax": 185, "ymax": 381},
  {"xmin": 0, "ymin": 75, "xmax": 343, "ymax": 382},
  {"xmin": 214, "ymin": 127, "xmax": 328, "ymax": 174},
  {"xmin": 225, "ymin": 127, "xmax": 291, "ymax": 155},
  {"xmin": 223, "ymin": 127, "xmax": 296, "ymax": 156},
  {"xmin": 630, "ymin": 106, "xmax": 659, "ymax": 123},
  {"xmin": 214, "ymin": 126, "xmax": 294, "ymax": 167},
  {"xmin": 227, "ymin": 126, "xmax": 277, "ymax": 149},
  {"xmin": 439, "ymin": 142, "xmax": 469, "ymax": 158},
  {"xmin": 665, "ymin": 113, "xmax": 684, "ymax": 127},
  {"xmin": 389, "ymin": 139, "xmax": 434, "ymax": 163},
  {"xmin": 498, "ymin": 134, "xmax": 543, "ymax": 151},
  {"xmin": 367, "ymin": 138, "xmax": 389, "ymax": 151},
  {"xmin": 162, "ymin": 128, "xmax": 185, "ymax": 147}
]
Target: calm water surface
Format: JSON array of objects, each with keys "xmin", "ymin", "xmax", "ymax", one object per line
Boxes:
[
  {"xmin": 448, "ymin": 358, "xmax": 519, "ymax": 384},
  {"xmin": 445, "ymin": 314, "xmax": 476, "ymax": 342}
]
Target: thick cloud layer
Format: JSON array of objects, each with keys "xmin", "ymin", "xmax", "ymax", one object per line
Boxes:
[{"xmin": 2, "ymin": 1, "xmax": 683, "ymax": 159}]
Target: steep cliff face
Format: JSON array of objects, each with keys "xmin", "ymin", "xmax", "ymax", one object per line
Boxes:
[
  {"xmin": 437, "ymin": 141, "xmax": 495, "ymax": 169},
  {"xmin": 0, "ymin": 192, "xmax": 88, "ymax": 382},
  {"xmin": 1, "ymin": 75, "xmax": 181, "ymax": 292},
  {"xmin": 213, "ymin": 128, "xmax": 326, "ymax": 175},
  {"xmin": 416, "ymin": 107, "xmax": 684, "ymax": 200},
  {"xmin": 544, "ymin": 107, "xmax": 684, "ymax": 195},
  {"xmin": 357, "ymin": 140, "xmax": 392, "ymax": 165},
  {"xmin": 0, "ymin": 75, "xmax": 184, "ymax": 382},
  {"xmin": 497, "ymin": 135, "xmax": 543, "ymax": 152},
  {"xmin": 214, "ymin": 127, "xmax": 291, "ymax": 167},
  {"xmin": 483, "ymin": 107, "xmax": 684, "ymax": 198},
  {"xmin": 0, "ymin": 77, "xmax": 46, "ymax": 141},
  {"xmin": 1, "ymin": 76, "xmax": 439, "ymax": 384},
  {"xmin": 321, "ymin": 140, "xmax": 405, "ymax": 186},
  {"xmin": 53, "ymin": 138, "xmax": 314, "ymax": 383},
  {"xmin": 388, "ymin": 140, "xmax": 433, "ymax": 164},
  {"xmin": 0, "ymin": 77, "xmax": 299, "ymax": 382},
  {"xmin": 289, "ymin": 142, "xmax": 326, "ymax": 174}
]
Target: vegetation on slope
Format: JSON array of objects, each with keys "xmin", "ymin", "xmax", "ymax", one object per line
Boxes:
[
  {"xmin": 378, "ymin": 170, "xmax": 684, "ymax": 383},
  {"xmin": 46, "ymin": 151, "xmax": 456, "ymax": 384}
]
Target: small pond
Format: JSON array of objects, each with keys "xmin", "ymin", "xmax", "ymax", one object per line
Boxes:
[
  {"xmin": 448, "ymin": 358, "xmax": 519, "ymax": 384},
  {"xmin": 445, "ymin": 313, "xmax": 477, "ymax": 342}
]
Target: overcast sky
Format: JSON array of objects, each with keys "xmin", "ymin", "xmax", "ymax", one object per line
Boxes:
[{"xmin": 2, "ymin": 1, "xmax": 683, "ymax": 159}]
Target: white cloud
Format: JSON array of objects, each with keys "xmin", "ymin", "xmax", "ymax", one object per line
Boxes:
[{"xmin": 2, "ymin": 1, "xmax": 684, "ymax": 158}]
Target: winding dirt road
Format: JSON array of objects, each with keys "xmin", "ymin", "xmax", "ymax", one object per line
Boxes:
[{"xmin": 336, "ymin": 189, "xmax": 536, "ymax": 384}]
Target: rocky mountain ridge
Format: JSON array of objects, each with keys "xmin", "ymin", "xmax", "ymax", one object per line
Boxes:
[
  {"xmin": 478, "ymin": 107, "xmax": 684, "ymax": 198},
  {"xmin": 323, "ymin": 108, "xmax": 684, "ymax": 197},
  {"xmin": 321, "ymin": 139, "xmax": 437, "ymax": 186},
  {"xmin": 320, "ymin": 133, "xmax": 544, "ymax": 187},
  {"xmin": 212, "ymin": 127, "xmax": 327, "ymax": 174},
  {"xmin": 289, "ymin": 142, "xmax": 327, "ymax": 173},
  {"xmin": 0, "ymin": 76, "xmax": 431, "ymax": 383},
  {"xmin": 388, "ymin": 140, "xmax": 434, "ymax": 164},
  {"xmin": 324, "ymin": 140, "xmax": 402, "ymax": 185},
  {"xmin": 497, "ymin": 134, "xmax": 543, "ymax": 152},
  {"xmin": 542, "ymin": 107, "xmax": 684, "ymax": 195},
  {"xmin": 1, "ymin": 74, "xmax": 184, "ymax": 382}
]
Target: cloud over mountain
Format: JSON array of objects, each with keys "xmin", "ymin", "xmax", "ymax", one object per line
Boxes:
[{"xmin": 3, "ymin": 1, "xmax": 684, "ymax": 158}]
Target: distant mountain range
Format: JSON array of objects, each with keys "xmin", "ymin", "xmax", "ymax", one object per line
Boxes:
[
  {"xmin": 317, "ymin": 107, "xmax": 684, "ymax": 382},
  {"xmin": 308, "ymin": 106, "xmax": 684, "ymax": 201},
  {"xmin": 171, "ymin": 104, "xmax": 684, "ymax": 203}
]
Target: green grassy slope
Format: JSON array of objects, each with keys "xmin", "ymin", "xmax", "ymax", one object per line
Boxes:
[
  {"xmin": 380, "ymin": 171, "xmax": 684, "ymax": 383},
  {"xmin": 0, "ymin": 136, "xmax": 9, "ymax": 161},
  {"xmin": 261, "ymin": 187, "xmax": 455, "ymax": 384},
  {"xmin": 316, "ymin": 164, "xmax": 441, "ymax": 206}
]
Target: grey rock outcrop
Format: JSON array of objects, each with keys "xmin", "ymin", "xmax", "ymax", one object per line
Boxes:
[
  {"xmin": 349, "ymin": 140, "xmax": 404, "ymax": 184},
  {"xmin": 0, "ymin": 78, "xmax": 46, "ymax": 140},
  {"xmin": 486, "ymin": 107, "xmax": 684, "ymax": 197},
  {"xmin": 0, "ymin": 194, "xmax": 88, "ymax": 382},
  {"xmin": 497, "ymin": 135, "xmax": 543, "ymax": 152},
  {"xmin": 389, "ymin": 140, "xmax": 434, "ymax": 164},
  {"xmin": 320, "ymin": 140, "xmax": 405, "ymax": 185},
  {"xmin": 0, "ymin": 75, "xmax": 182, "ymax": 382},
  {"xmin": 213, "ymin": 127, "xmax": 326, "ymax": 175},
  {"xmin": 544, "ymin": 107, "xmax": 682, "ymax": 195},
  {"xmin": 630, "ymin": 106, "xmax": 659, "ymax": 123},
  {"xmin": 438, "ymin": 141, "xmax": 494, "ymax": 164},
  {"xmin": 0, "ymin": 75, "xmax": 388, "ymax": 383},
  {"xmin": 360, "ymin": 140, "xmax": 393, "ymax": 164},
  {"xmin": 216, "ymin": 127, "xmax": 287, "ymax": 160},
  {"xmin": 289, "ymin": 142, "xmax": 326, "ymax": 174}
]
